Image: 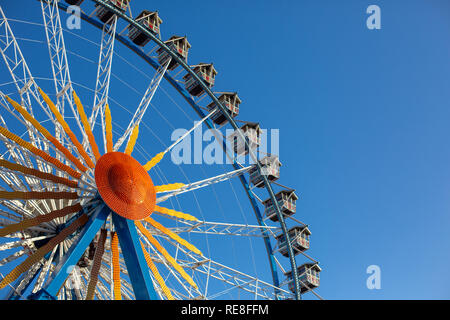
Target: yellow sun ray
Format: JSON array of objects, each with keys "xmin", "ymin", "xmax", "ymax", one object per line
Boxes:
[
  {"xmin": 0, "ymin": 159, "xmax": 77, "ymax": 188},
  {"xmin": 110, "ymin": 231, "xmax": 122, "ymax": 300},
  {"xmin": 135, "ymin": 221, "xmax": 198, "ymax": 289},
  {"xmin": 0, "ymin": 125, "xmax": 81, "ymax": 179},
  {"xmin": 0, "ymin": 214, "xmax": 88, "ymax": 289},
  {"xmin": 72, "ymin": 90, "xmax": 101, "ymax": 161},
  {"xmin": 154, "ymin": 205, "xmax": 199, "ymax": 222},
  {"xmin": 105, "ymin": 104, "xmax": 113, "ymax": 153},
  {"xmin": 124, "ymin": 125, "xmax": 139, "ymax": 155},
  {"xmin": 5, "ymin": 95, "xmax": 88, "ymax": 172},
  {"xmin": 86, "ymin": 229, "xmax": 107, "ymax": 300},
  {"xmin": 140, "ymin": 240, "xmax": 174, "ymax": 300},
  {"xmin": 38, "ymin": 87, "xmax": 94, "ymax": 169},
  {"xmin": 154, "ymin": 183, "xmax": 185, "ymax": 193},
  {"xmin": 0, "ymin": 203, "xmax": 82, "ymax": 237},
  {"xmin": 144, "ymin": 216, "xmax": 202, "ymax": 256},
  {"xmin": 0, "ymin": 191, "xmax": 78, "ymax": 200},
  {"xmin": 143, "ymin": 151, "xmax": 166, "ymax": 171}
]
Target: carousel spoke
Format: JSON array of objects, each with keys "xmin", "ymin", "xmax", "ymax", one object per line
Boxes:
[
  {"xmin": 114, "ymin": 58, "xmax": 171, "ymax": 151},
  {"xmin": 156, "ymin": 166, "xmax": 253, "ymax": 203},
  {"xmin": 143, "ymin": 109, "xmax": 216, "ymax": 171},
  {"xmin": 89, "ymin": 14, "xmax": 117, "ymax": 153}
]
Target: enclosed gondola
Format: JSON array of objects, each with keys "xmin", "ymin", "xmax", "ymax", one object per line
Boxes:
[
  {"xmin": 157, "ymin": 35, "xmax": 191, "ymax": 70},
  {"xmin": 206, "ymin": 92, "xmax": 241, "ymax": 125},
  {"xmin": 183, "ymin": 63, "xmax": 217, "ymax": 97},
  {"xmin": 249, "ymin": 155, "xmax": 281, "ymax": 188},
  {"xmin": 276, "ymin": 225, "xmax": 311, "ymax": 257},
  {"xmin": 128, "ymin": 10, "xmax": 162, "ymax": 46},
  {"xmin": 263, "ymin": 189, "xmax": 298, "ymax": 222},
  {"xmin": 285, "ymin": 263, "xmax": 321, "ymax": 293},
  {"xmin": 228, "ymin": 122, "xmax": 262, "ymax": 156},
  {"xmin": 95, "ymin": 0, "xmax": 130, "ymax": 24}
]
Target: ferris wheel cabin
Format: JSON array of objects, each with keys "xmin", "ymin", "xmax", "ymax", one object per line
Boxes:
[
  {"xmin": 183, "ymin": 63, "xmax": 217, "ymax": 97},
  {"xmin": 276, "ymin": 225, "xmax": 311, "ymax": 257},
  {"xmin": 206, "ymin": 92, "xmax": 241, "ymax": 125},
  {"xmin": 285, "ymin": 263, "xmax": 321, "ymax": 294},
  {"xmin": 263, "ymin": 189, "xmax": 298, "ymax": 222},
  {"xmin": 157, "ymin": 36, "xmax": 191, "ymax": 70},
  {"xmin": 228, "ymin": 122, "xmax": 262, "ymax": 156},
  {"xmin": 128, "ymin": 10, "xmax": 162, "ymax": 46},
  {"xmin": 95, "ymin": 0, "xmax": 130, "ymax": 24},
  {"xmin": 249, "ymin": 155, "xmax": 281, "ymax": 188}
]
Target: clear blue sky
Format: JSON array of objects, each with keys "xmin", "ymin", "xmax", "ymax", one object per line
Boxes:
[{"xmin": 0, "ymin": 0, "xmax": 449, "ymax": 299}]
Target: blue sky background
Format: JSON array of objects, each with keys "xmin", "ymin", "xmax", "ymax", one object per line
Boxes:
[{"xmin": 0, "ymin": 0, "xmax": 449, "ymax": 299}]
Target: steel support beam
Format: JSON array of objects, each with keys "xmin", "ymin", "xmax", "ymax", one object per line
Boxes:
[
  {"xmin": 111, "ymin": 212, "xmax": 158, "ymax": 300},
  {"xmin": 34, "ymin": 205, "xmax": 110, "ymax": 299}
]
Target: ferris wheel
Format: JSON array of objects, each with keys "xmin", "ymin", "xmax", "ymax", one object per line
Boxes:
[{"xmin": 0, "ymin": 0, "xmax": 322, "ymax": 300}]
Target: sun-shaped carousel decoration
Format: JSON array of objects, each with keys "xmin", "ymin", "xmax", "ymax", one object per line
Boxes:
[{"xmin": 0, "ymin": 87, "xmax": 202, "ymax": 300}]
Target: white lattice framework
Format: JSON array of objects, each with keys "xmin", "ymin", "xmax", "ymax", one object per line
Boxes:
[{"xmin": 89, "ymin": 15, "xmax": 117, "ymax": 153}]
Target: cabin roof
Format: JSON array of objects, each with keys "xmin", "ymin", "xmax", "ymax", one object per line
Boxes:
[
  {"xmin": 240, "ymin": 122, "xmax": 261, "ymax": 133},
  {"xmin": 165, "ymin": 35, "xmax": 191, "ymax": 49},
  {"xmin": 190, "ymin": 63, "xmax": 217, "ymax": 75},
  {"xmin": 206, "ymin": 92, "xmax": 242, "ymax": 109},
  {"xmin": 183, "ymin": 63, "xmax": 218, "ymax": 80},
  {"xmin": 110, "ymin": 0, "xmax": 131, "ymax": 6},
  {"xmin": 219, "ymin": 92, "xmax": 242, "ymax": 104},
  {"xmin": 303, "ymin": 263, "xmax": 321, "ymax": 272},
  {"xmin": 259, "ymin": 155, "xmax": 282, "ymax": 167},
  {"xmin": 262, "ymin": 189, "xmax": 298, "ymax": 205},
  {"xmin": 277, "ymin": 189, "xmax": 297, "ymax": 200},
  {"xmin": 284, "ymin": 263, "xmax": 321, "ymax": 276},
  {"xmin": 275, "ymin": 225, "xmax": 311, "ymax": 239},
  {"xmin": 136, "ymin": 10, "xmax": 163, "ymax": 24},
  {"xmin": 290, "ymin": 225, "xmax": 311, "ymax": 235}
]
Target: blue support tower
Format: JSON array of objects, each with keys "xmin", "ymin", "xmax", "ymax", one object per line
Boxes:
[
  {"xmin": 33, "ymin": 205, "xmax": 110, "ymax": 300},
  {"xmin": 111, "ymin": 213, "xmax": 158, "ymax": 300}
]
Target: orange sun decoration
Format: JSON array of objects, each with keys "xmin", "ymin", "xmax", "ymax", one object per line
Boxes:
[
  {"xmin": 0, "ymin": 88, "xmax": 201, "ymax": 299},
  {"xmin": 95, "ymin": 151, "xmax": 156, "ymax": 220}
]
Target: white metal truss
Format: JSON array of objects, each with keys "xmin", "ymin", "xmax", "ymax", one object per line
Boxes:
[
  {"xmin": 0, "ymin": 7, "xmax": 55, "ymax": 176},
  {"xmin": 145, "ymin": 237, "xmax": 292, "ymax": 300},
  {"xmin": 156, "ymin": 165, "xmax": 254, "ymax": 203},
  {"xmin": 137, "ymin": 228, "xmax": 291, "ymax": 300},
  {"xmin": 0, "ymin": 7, "xmax": 93, "ymax": 186},
  {"xmin": 0, "ymin": 7, "xmax": 45, "ymax": 117},
  {"xmin": 159, "ymin": 218, "xmax": 281, "ymax": 238},
  {"xmin": 113, "ymin": 57, "xmax": 171, "ymax": 151},
  {"xmin": 89, "ymin": 15, "xmax": 117, "ymax": 153},
  {"xmin": 189, "ymin": 258, "xmax": 290, "ymax": 300},
  {"xmin": 40, "ymin": 0, "xmax": 87, "ymax": 151}
]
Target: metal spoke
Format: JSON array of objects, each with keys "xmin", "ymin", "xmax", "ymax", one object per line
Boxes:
[
  {"xmin": 89, "ymin": 15, "xmax": 117, "ymax": 153},
  {"xmin": 156, "ymin": 166, "xmax": 253, "ymax": 203},
  {"xmin": 154, "ymin": 216, "xmax": 281, "ymax": 238},
  {"xmin": 113, "ymin": 57, "xmax": 171, "ymax": 151},
  {"xmin": 40, "ymin": 0, "xmax": 89, "ymax": 157}
]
